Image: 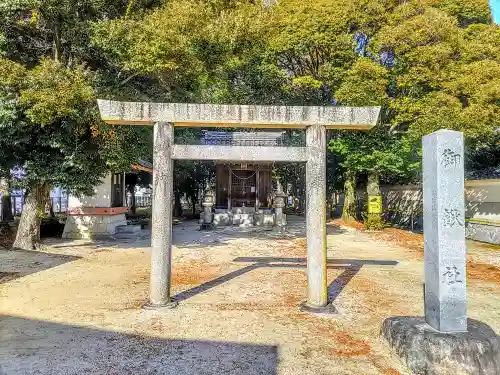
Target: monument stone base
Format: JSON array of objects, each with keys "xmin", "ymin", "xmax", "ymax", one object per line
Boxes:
[
  {"xmin": 62, "ymin": 207, "xmax": 128, "ymax": 239},
  {"xmin": 381, "ymin": 317, "xmax": 500, "ymax": 375}
]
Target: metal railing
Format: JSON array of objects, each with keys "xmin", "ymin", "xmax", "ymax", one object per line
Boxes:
[
  {"xmin": 201, "ymin": 131, "xmax": 286, "ymax": 146},
  {"xmin": 129, "ymin": 195, "xmax": 152, "ymax": 208}
]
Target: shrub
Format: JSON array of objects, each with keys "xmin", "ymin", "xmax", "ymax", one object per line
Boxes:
[{"xmin": 363, "ymin": 212, "xmax": 385, "ymax": 231}]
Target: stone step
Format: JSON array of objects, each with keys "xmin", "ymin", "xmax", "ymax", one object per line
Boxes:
[
  {"xmin": 112, "ymin": 233, "xmax": 141, "ymax": 240},
  {"xmin": 116, "ymin": 224, "xmax": 142, "ymax": 234}
]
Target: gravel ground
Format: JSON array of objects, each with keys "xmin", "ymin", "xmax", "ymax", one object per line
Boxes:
[{"xmin": 1, "ymin": 216, "xmax": 499, "ymax": 375}]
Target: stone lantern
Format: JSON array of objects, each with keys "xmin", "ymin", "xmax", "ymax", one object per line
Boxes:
[
  {"xmin": 200, "ymin": 188, "xmax": 215, "ymax": 230},
  {"xmin": 272, "ymin": 181, "xmax": 287, "ymax": 234}
]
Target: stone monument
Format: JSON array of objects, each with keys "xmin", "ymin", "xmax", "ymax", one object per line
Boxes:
[
  {"xmin": 423, "ymin": 130, "xmax": 467, "ymax": 332},
  {"xmin": 381, "ymin": 130, "xmax": 500, "ymax": 375}
]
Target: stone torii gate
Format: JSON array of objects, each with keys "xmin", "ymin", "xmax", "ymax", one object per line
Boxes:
[{"xmin": 97, "ymin": 100, "xmax": 380, "ymax": 312}]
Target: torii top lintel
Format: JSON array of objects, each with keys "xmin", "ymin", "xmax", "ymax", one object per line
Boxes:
[{"xmin": 97, "ymin": 100, "xmax": 381, "ymax": 130}]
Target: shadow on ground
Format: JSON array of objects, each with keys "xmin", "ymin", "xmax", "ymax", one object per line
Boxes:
[
  {"xmin": 44, "ymin": 216, "xmax": 348, "ymax": 250},
  {"xmin": 0, "ymin": 249, "xmax": 80, "ymax": 284},
  {"xmin": 0, "ymin": 315, "xmax": 278, "ymax": 375},
  {"xmin": 172, "ymin": 217, "xmax": 347, "ymax": 249},
  {"xmin": 173, "ymin": 257, "xmax": 398, "ymax": 304}
]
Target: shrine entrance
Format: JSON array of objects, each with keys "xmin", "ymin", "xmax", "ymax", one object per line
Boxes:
[
  {"xmin": 97, "ymin": 100, "xmax": 380, "ymax": 313},
  {"xmin": 229, "ymin": 166, "xmax": 258, "ymax": 208},
  {"xmin": 215, "ymin": 163, "xmax": 273, "ymax": 209}
]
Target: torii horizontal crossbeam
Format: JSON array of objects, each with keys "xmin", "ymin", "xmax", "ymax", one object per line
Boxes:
[
  {"xmin": 97, "ymin": 100, "xmax": 380, "ymax": 130},
  {"xmin": 171, "ymin": 145, "xmax": 308, "ymax": 162}
]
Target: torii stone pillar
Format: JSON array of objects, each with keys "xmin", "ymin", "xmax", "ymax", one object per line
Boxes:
[
  {"xmin": 147, "ymin": 122, "xmax": 176, "ymax": 308},
  {"xmin": 96, "ymin": 100, "xmax": 381, "ymax": 310},
  {"xmin": 304, "ymin": 125, "xmax": 328, "ymax": 310}
]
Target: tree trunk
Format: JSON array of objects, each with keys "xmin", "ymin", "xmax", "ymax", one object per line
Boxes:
[
  {"xmin": 190, "ymin": 193, "xmax": 197, "ymax": 217},
  {"xmin": 53, "ymin": 22, "xmax": 62, "ymax": 63},
  {"xmin": 46, "ymin": 195, "xmax": 55, "ymax": 218},
  {"xmin": 13, "ymin": 183, "xmax": 50, "ymax": 250},
  {"xmin": 127, "ymin": 185, "xmax": 136, "ymax": 214},
  {"xmin": 0, "ymin": 178, "xmax": 13, "ymax": 222},
  {"xmin": 173, "ymin": 189, "xmax": 182, "ymax": 218},
  {"xmin": 131, "ymin": 192, "xmax": 136, "ymax": 214},
  {"xmin": 342, "ymin": 171, "xmax": 357, "ymax": 221}
]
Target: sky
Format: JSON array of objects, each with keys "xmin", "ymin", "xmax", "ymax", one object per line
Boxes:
[{"xmin": 491, "ymin": 0, "xmax": 500, "ymax": 23}]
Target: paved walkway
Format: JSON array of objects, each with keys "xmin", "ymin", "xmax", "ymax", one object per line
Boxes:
[{"xmin": 1, "ymin": 217, "xmax": 499, "ymax": 374}]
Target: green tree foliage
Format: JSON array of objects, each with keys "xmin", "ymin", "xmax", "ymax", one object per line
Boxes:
[
  {"xmin": 331, "ymin": 0, "xmax": 498, "ymax": 222},
  {"xmin": 92, "ymin": 0, "xmax": 499, "ymax": 224},
  {"xmin": 0, "ymin": 0, "xmax": 154, "ymax": 248},
  {"xmin": 372, "ymin": 2, "xmax": 500, "ymax": 144},
  {"xmin": 0, "ymin": 58, "xmax": 106, "ymax": 193},
  {"xmin": 3, "ymin": 0, "xmax": 497, "ymax": 241}
]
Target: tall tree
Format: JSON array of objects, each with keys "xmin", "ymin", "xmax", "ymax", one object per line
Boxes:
[
  {"xmin": 371, "ymin": 1, "xmax": 499, "ymax": 143},
  {"xmin": 92, "ymin": 0, "xmax": 499, "ymax": 222},
  {"xmin": 0, "ymin": 0, "xmax": 154, "ymax": 249}
]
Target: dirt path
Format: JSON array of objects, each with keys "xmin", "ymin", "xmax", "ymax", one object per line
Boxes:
[{"xmin": 1, "ymin": 217, "xmax": 499, "ymax": 374}]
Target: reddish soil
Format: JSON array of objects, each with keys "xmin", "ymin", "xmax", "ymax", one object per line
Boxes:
[
  {"xmin": 382, "ymin": 370, "xmax": 401, "ymax": 375},
  {"xmin": 369, "ymin": 228, "xmax": 425, "ymax": 257},
  {"xmin": 467, "ymin": 262, "xmax": 500, "ymax": 284},
  {"xmin": 283, "ymin": 293, "xmax": 301, "ymax": 307},
  {"xmin": 330, "ymin": 218, "xmax": 365, "ymax": 231},
  {"xmin": 327, "ymin": 332, "xmax": 371, "ymax": 357},
  {"xmin": 172, "ymin": 259, "xmax": 225, "ymax": 285},
  {"xmin": 93, "ymin": 248, "xmax": 113, "ymax": 253},
  {"xmin": 275, "ymin": 238, "xmax": 307, "ymax": 257}
]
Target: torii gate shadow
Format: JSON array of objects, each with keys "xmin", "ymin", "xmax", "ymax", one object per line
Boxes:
[{"xmin": 172, "ymin": 257, "xmax": 398, "ymax": 305}]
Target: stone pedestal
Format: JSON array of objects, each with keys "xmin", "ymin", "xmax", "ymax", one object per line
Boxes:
[
  {"xmin": 200, "ymin": 190, "xmax": 215, "ymax": 230},
  {"xmin": 272, "ymin": 182, "xmax": 287, "ymax": 235},
  {"xmin": 213, "ymin": 212, "xmax": 232, "ymax": 227},
  {"xmin": 62, "ymin": 208, "xmax": 128, "ymax": 239},
  {"xmin": 381, "ymin": 317, "xmax": 500, "ymax": 375},
  {"xmin": 466, "ymin": 219, "xmax": 500, "ymax": 245},
  {"xmin": 254, "ymin": 213, "xmax": 275, "ymax": 227}
]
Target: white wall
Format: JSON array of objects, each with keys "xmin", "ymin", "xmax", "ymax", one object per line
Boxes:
[
  {"xmin": 68, "ymin": 172, "xmax": 113, "ymax": 208},
  {"xmin": 379, "ymin": 179, "xmax": 500, "ymax": 222},
  {"xmin": 465, "ymin": 180, "xmax": 500, "ymax": 221}
]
